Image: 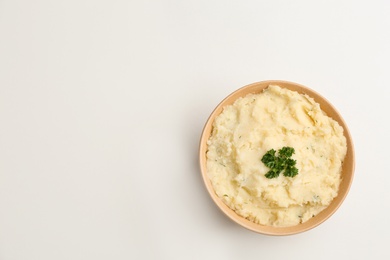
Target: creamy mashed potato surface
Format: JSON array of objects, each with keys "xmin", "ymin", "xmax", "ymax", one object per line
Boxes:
[{"xmin": 206, "ymin": 85, "xmax": 347, "ymax": 227}]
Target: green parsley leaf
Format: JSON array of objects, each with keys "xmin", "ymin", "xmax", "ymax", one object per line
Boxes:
[
  {"xmin": 278, "ymin": 147, "xmax": 295, "ymax": 158},
  {"xmin": 261, "ymin": 147, "xmax": 299, "ymax": 179},
  {"xmin": 265, "ymin": 168, "xmax": 282, "ymax": 179},
  {"xmin": 284, "ymin": 164, "xmax": 299, "ymax": 177},
  {"xmin": 261, "ymin": 149, "xmax": 277, "ymax": 168}
]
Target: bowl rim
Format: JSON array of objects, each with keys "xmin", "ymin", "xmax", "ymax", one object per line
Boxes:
[{"xmin": 199, "ymin": 80, "xmax": 355, "ymax": 236}]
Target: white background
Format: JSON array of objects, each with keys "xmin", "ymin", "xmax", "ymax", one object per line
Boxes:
[{"xmin": 0, "ymin": 0, "xmax": 389, "ymax": 259}]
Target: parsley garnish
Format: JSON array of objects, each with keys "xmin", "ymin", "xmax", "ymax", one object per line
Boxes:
[{"xmin": 261, "ymin": 147, "xmax": 299, "ymax": 179}]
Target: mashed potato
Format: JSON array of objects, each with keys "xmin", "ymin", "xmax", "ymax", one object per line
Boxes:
[{"xmin": 206, "ymin": 85, "xmax": 347, "ymax": 227}]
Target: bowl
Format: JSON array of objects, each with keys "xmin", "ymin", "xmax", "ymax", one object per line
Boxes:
[{"xmin": 199, "ymin": 80, "xmax": 355, "ymax": 235}]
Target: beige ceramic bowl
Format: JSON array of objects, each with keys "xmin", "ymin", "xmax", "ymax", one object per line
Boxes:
[{"xmin": 199, "ymin": 80, "xmax": 355, "ymax": 236}]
